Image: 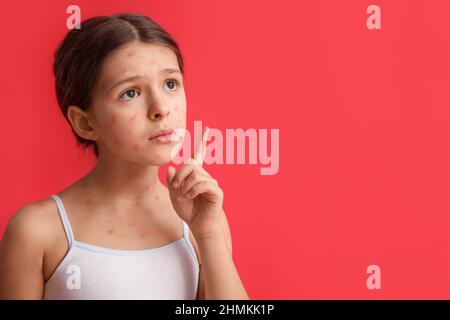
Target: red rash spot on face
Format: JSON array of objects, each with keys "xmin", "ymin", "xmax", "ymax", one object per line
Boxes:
[
  {"xmin": 133, "ymin": 144, "xmax": 140, "ymax": 151},
  {"xmin": 155, "ymin": 195, "xmax": 160, "ymax": 201},
  {"xmin": 129, "ymin": 115, "xmax": 137, "ymax": 123},
  {"xmin": 85, "ymin": 199, "xmax": 93, "ymax": 205},
  {"xmin": 128, "ymin": 222, "xmax": 136, "ymax": 227},
  {"xmin": 139, "ymin": 232, "xmax": 145, "ymax": 238},
  {"xmin": 107, "ymin": 229, "xmax": 115, "ymax": 235},
  {"xmin": 127, "ymin": 51, "xmax": 135, "ymax": 57}
]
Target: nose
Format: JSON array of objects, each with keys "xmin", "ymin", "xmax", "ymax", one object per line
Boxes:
[{"xmin": 147, "ymin": 93, "xmax": 170, "ymax": 121}]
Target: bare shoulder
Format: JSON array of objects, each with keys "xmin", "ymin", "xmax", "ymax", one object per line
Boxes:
[
  {"xmin": 0, "ymin": 197, "xmax": 61, "ymax": 299},
  {"xmin": 2, "ymin": 197, "xmax": 60, "ymax": 250}
]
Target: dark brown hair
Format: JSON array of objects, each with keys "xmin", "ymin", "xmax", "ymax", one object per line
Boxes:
[{"xmin": 53, "ymin": 13, "xmax": 184, "ymax": 158}]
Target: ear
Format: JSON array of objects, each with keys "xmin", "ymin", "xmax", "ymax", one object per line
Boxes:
[{"xmin": 66, "ymin": 105, "xmax": 99, "ymax": 141}]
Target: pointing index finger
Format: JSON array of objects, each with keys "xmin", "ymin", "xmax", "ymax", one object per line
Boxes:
[{"xmin": 193, "ymin": 126, "xmax": 209, "ymax": 166}]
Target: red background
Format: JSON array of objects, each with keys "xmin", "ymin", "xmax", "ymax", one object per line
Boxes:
[{"xmin": 1, "ymin": 0, "xmax": 450, "ymax": 299}]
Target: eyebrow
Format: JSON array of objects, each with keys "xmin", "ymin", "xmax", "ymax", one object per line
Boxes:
[
  {"xmin": 108, "ymin": 68, "xmax": 182, "ymax": 92},
  {"xmin": 161, "ymin": 68, "xmax": 182, "ymax": 75}
]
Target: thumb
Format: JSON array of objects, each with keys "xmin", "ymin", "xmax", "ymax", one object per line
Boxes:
[{"xmin": 167, "ymin": 166, "xmax": 176, "ymax": 185}]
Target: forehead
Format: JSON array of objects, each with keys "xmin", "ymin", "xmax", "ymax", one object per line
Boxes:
[{"xmin": 95, "ymin": 41, "xmax": 179, "ymax": 90}]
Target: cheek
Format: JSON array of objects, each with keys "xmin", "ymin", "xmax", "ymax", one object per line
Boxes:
[
  {"xmin": 127, "ymin": 114, "xmax": 138, "ymax": 133},
  {"xmin": 113, "ymin": 136, "xmax": 123, "ymax": 147},
  {"xmin": 173, "ymin": 106, "xmax": 186, "ymax": 126},
  {"xmin": 103, "ymin": 113, "xmax": 139, "ymax": 145},
  {"xmin": 129, "ymin": 114, "xmax": 137, "ymax": 124},
  {"xmin": 100, "ymin": 113, "xmax": 118, "ymax": 131}
]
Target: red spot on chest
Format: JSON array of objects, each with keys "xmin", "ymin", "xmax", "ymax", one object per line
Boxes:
[{"xmin": 106, "ymin": 229, "xmax": 115, "ymax": 235}]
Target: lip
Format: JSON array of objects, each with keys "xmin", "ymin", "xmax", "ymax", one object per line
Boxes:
[{"xmin": 149, "ymin": 128, "xmax": 175, "ymax": 140}]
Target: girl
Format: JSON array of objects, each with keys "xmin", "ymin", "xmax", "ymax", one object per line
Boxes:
[{"xmin": 0, "ymin": 13, "xmax": 248, "ymax": 300}]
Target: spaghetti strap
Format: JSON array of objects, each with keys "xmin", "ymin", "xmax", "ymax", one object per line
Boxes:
[
  {"xmin": 182, "ymin": 220, "xmax": 189, "ymax": 239},
  {"xmin": 50, "ymin": 194, "xmax": 75, "ymax": 248}
]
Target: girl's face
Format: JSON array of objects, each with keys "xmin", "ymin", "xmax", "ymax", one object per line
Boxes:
[{"xmin": 89, "ymin": 41, "xmax": 186, "ymax": 165}]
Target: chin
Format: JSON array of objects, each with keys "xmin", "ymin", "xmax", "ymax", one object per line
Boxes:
[{"xmin": 146, "ymin": 153, "xmax": 174, "ymax": 166}]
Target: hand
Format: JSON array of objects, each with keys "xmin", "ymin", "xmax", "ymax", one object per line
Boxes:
[{"xmin": 167, "ymin": 126, "xmax": 224, "ymax": 238}]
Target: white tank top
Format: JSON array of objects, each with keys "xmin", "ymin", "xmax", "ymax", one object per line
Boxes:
[{"xmin": 43, "ymin": 194, "xmax": 200, "ymax": 300}]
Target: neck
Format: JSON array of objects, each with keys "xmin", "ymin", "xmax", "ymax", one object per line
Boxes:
[{"xmin": 81, "ymin": 152, "xmax": 165, "ymax": 209}]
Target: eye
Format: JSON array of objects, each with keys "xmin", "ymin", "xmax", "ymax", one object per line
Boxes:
[
  {"xmin": 119, "ymin": 88, "xmax": 140, "ymax": 101},
  {"xmin": 164, "ymin": 79, "xmax": 179, "ymax": 91}
]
